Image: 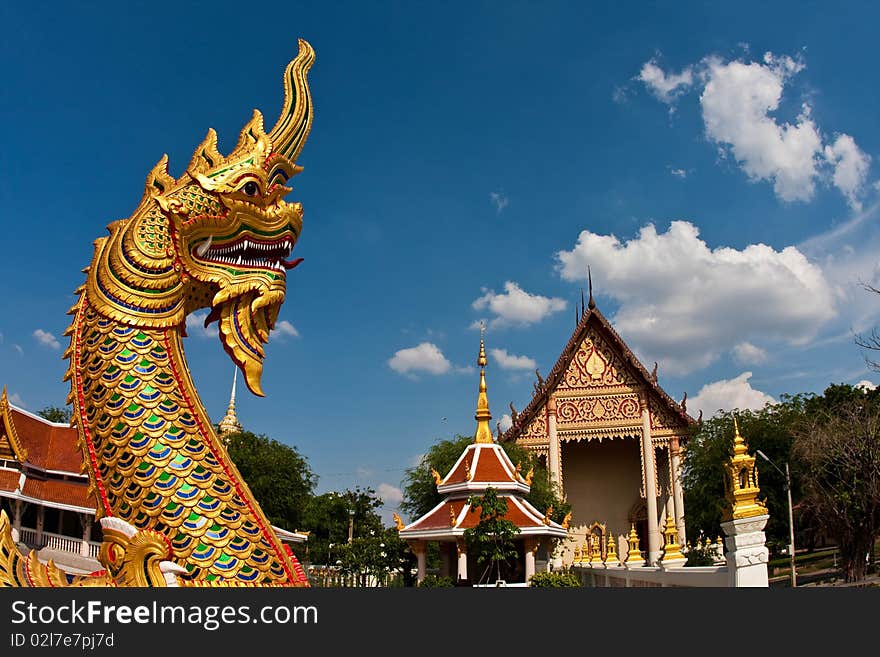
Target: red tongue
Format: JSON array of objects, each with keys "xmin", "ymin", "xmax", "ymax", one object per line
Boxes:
[
  {"xmin": 283, "ymin": 257, "xmax": 304, "ymax": 270},
  {"xmin": 204, "ymin": 305, "xmax": 223, "ymax": 328}
]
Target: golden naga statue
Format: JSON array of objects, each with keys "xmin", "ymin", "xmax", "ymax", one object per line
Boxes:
[{"xmin": 0, "ymin": 39, "xmax": 316, "ymax": 587}]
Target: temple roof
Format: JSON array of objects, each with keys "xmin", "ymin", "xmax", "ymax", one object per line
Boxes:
[
  {"xmin": 399, "ymin": 334, "xmax": 567, "ymax": 541},
  {"xmin": 500, "ymin": 299, "xmax": 694, "ymax": 444}
]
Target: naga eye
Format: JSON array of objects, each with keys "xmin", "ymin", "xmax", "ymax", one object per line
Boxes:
[{"xmin": 242, "ymin": 181, "xmax": 259, "ymax": 197}]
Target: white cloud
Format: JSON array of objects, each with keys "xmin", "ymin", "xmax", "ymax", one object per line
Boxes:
[
  {"xmin": 490, "ymin": 192, "xmax": 509, "ymax": 213},
  {"xmin": 732, "ymin": 342, "xmax": 768, "ymax": 365},
  {"xmin": 377, "ymin": 483, "xmax": 403, "ymax": 507},
  {"xmin": 638, "ymin": 59, "xmax": 694, "ymax": 104},
  {"xmin": 556, "ymin": 220, "xmax": 836, "ymax": 374},
  {"xmin": 472, "ymin": 281, "xmax": 567, "ymax": 329},
  {"xmin": 824, "ymin": 134, "xmax": 871, "ymax": 211},
  {"xmin": 388, "ymin": 342, "xmax": 452, "ymax": 376},
  {"xmin": 669, "ymin": 168, "xmax": 688, "ymax": 178},
  {"xmin": 700, "ymin": 53, "xmax": 823, "ymax": 202},
  {"xmin": 9, "ymin": 393, "xmax": 25, "ymax": 408},
  {"xmin": 490, "ymin": 348, "xmax": 537, "ymax": 371},
  {"xmin": 13, "ymin": 344, "xmax": 23, "ymax": 356},
  {"xmin": 498, "ymin": 413, "xmax": 513, "ymax": 433},
  {"xmin": 33, "ymin": 329, "xmax": 60, "ymax": 350},
  {"xmin": 186, "ymin": 311, "xmax": 219, "ymax": 338},
  {"xmin": 855, "ymin": 380, "xmax": 877, "ymax": 391},
  {"xmin": 689, "ymin": 372, "xmax": 777, "ymax": 419},
  {"xmin": 272, "ymin": 320, "xmax": 300, "ymax": 339}
]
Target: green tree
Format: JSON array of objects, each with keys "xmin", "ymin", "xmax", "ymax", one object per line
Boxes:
[
  {"xmin": 401, "ymin": 435, "xmax": 570, "ymax": 525},
  {"xmin": 223, "ymin": 430, "xmax": 316, "ymax": 533},
  {"xmin": 463, "ymin": 487, "xmax": 521, "ymax": 584},
  {"xmin": 37, "ymin": 405, "xmax": 72, "ymax": 424},
  {"xmin": 298, "ymin": 487, "xmax": 385, "ymax": 567},
  {"xmin": 791, "ymin": 391, "xmax": 880, "ymax": 582}
]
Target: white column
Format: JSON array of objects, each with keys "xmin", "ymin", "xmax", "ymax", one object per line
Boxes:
[
  {"xmin": 11, "ymin": 500, "xmax": 22, "ymax": 543},
  {"xmin": 36, "ymin": 506, "xmax": 45, "ymax": 546},
  {"xmin": 457, "ymin": 539, "xmax": 468, "ymax": 582},
  {"xmin": 547, "ymin": 396, "xmax": 561, "ymax": 490},
  {"xmin": 81, "ymin": 515, "xmax": 93, "ymax": 558},
  {"xmin": 524, "ymin": 538, "xmax": 537, "ymax": 582},
  {"xmin": 721, "ymin": 514, "xmax": 770, "ymax": 587},
  {"xmin": 408, "ymin": 541, "xmax": 427, "ymax": 584},
  {"xmin": 640, "ymin": 395, "xmax": 661, "ymax": 564},
  {"xmin": 670, "ymin": 437, "xmax": 686, "ymax": 545}
]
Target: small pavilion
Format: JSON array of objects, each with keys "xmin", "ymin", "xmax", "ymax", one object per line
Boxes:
[{"xmin": 398, "ymin": 333, "xmax": 568, "ymax": 585}]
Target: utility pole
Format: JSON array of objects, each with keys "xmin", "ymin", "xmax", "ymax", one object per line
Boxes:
[{"xmin": 757, "ymin": 450, "xmax": 797, "ymax": 588}]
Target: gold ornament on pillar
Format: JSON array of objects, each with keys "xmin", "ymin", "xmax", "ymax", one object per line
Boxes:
[{"xmin": 723, "ymin": 417, "xmax": 768, "ymax": 521}]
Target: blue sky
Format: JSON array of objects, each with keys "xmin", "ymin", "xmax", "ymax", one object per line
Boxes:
[{"xmin": 3, "ymin": 1, "xmax": 880, "ymax": 524}]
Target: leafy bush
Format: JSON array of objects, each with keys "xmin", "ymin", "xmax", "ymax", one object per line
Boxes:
[
  {"xmin": 419, "ymin": 574, "xmax": 455, "ymax": 588},
  {"xmin": 528, "ymin": 571, "xmax": 581, "ymax": 587}
]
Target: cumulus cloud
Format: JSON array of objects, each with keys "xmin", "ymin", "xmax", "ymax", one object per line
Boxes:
[
  {"xmin": 639, "ymin": 59, "xmax": 694, "ymax": 104},
  {"xmin": 855, "ymin": 380, "xmax": 877, "ymax": 391},
  {"xmin": 490, "ymin": 192, "xmax": 509, "ymax": 213},
  {"xmin": 186, "ymin": 311, "xmax": 219, "ymax": 339},
  {"xmin": 556, "ymin": 221, "xmax": 836, "ymax": 374},
  {"xmin": 498, "ymin": 413, "xmax": 513, "ymax": 433},
  {"xmin": 639, "ymin": 51, "xmax": 871, "ymax": 207},
  {"xmin": 490, "ymin": 348, "xmax": 537, "ymax": 371},
  {"xmin": 272, "ymin": 320, "xmax": 300, "ymax": 339},
  {"xmin": 824, "ymin": 134, "xmax": 871, "ymax": 210},
  {"xmin": 689, "ymin": 372, "xmax": 777, "ymax": 419},
  {"xmin": 377, "ymin": 483, "xmax": 403, "ymax": 506},
  {"xmin": 388, "ymin": 342, "xmax": 452, "ymax": 376},
  {"xmin": 732, "ymin": 342, "xmax": 768, "ymax": 365},
  {"xmin": 472, "ymin": 281, "xmax": 567, "ymax": 329},
  {"xmin": 33, "ymin": 329, "xmax": 60, "ymax": 350}
]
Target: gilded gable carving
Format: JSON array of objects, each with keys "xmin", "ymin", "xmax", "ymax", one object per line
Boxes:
[
  {"xmin": 561, "ymin": 329, "xmax": 639, "ymax": 391},
  {"xmin": 648, "ymin": 396, "xmax": 687, "ymax": 436},
  {"xmin": 522, "ymin": 405, "xmax": 547, "ymax": 442},
  {"xmin": 556, "ymin": 393, "xmax": 641, "ymax": 427}
]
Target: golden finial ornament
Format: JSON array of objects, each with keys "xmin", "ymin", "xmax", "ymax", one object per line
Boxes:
[
  {"xmin": 431, "ymin": 468, "xmax": 443, "ymax": 486},
  {"xmin": 218, "ymin": 368, "xmax": 243, "ymax": 439},
  {"xmin": 659, "ymin": 516, "xmax": 685, "ymax": 563},
  {"xmin": 392, "ymin": 513, "xmax": 405, "ymax": 531},
  {"xmin": 625, "ymin": 524, "xmax": 645, "ymax": 566},
  {"xmin": 606, "ymin": 532, "xmax": 618, "ymax": 565},
  {"xmin": 590, "ymin": 533, "xmax": 602, "ymax": 563},
  {"xmin": 723, "ymin": 416, "xmax": 768, "ymax": 521},
  {"xmin": 524, "ymin": 466, "xmax": 534, "ymax": 486},
  {"xmin": 573, "ymin": 545, "xmax": 581, "ymax": 563},
  {"xmin": 561, "ymin": 511, "xmax": 572, "ymax": 530},
  {"xmin": 474, "ymin": 322, "xmax": 494, "ymax": 444},
  {"xmin": 543, "ymin": 506, "xmax": 553, "ymax": 525}
]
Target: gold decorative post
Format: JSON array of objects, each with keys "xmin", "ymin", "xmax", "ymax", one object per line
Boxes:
[
  {"xmin": 624, "ymin": 525, "xmax": 645, "ymax": 566},
  {"xmin": 605, "ymin": 532, "xmax": 619, "ymax": 565},
  {"xmin": 723, "ymin": 418, "xmax": 767, "ymax": 521},
  {"xmin": 659, "ymin": 516, "xmax": 685, "ymax": 564}
]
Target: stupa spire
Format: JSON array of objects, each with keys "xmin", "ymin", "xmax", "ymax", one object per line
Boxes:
[
  {"xmin": 218, "ymin": 369, "xmax": 243, "ymax": 437},
  {"xmin": 474, "ymin": 322, "xmax": 493, "ymax": 443}
]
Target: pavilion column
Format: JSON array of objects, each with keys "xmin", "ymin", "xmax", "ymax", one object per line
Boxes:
[
  {"xmin": 640, "ymin": 395, "xmax": 661, "ymax": 564},
  {"xmin": 456, "ymin": 539, "xmax": 468, "ymax": 583},
  {"xmin": 670, "ymin": 437, "xmax": 686, "ymax": 545},
  {"xmin": 81, "ymin": 515, "xmax": 93, "ymax": 558},
  {"xmin": 11, "ymin": 500, "xmax": 22, "ymax": 543},
  {"xmin": 35, "ymin": 506, "xmax": 45, "ymax": 546},
  {"xmin": 524, "ymin": 538, "xmax": 538, "ymax": 582},
  {"xmin": 439, "ymin": 542, "xmax": 452, "ymax": 578},
  {"xmin": 547, "ymin": 396, "xmax": 561, "ymax": 490},
  {"xmin": 408, "ymin": 541, "xmax": 427, "ymax": 584}
]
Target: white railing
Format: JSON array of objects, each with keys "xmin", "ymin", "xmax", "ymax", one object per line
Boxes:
[
  {"xmin": 18, "ymin": 527, "xmax": 101, "ymax": 559},
  {"xmin": 573, "ymin": 562, "xmax": 728, "ymax": 587}
]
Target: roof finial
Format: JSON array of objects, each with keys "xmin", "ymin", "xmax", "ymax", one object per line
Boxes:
[
  {"xmin": 587, "ymin": 266, "xmax": 596, "ymax": 310},
  {"xmin": 218, "ymin": 368, "xmax": 243, "ymax": 439},
  {"xmin": 474, "ymin": 322, "xmax": 493, "ymax": 443},
  {"xmin": 581, "ymin": 288, "xmax": 585, "ymax": 316}
]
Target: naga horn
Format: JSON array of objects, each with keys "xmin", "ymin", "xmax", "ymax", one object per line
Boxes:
[{"xmin": 268, "ymin": 38, "xmax": 315, "ymax": 163}]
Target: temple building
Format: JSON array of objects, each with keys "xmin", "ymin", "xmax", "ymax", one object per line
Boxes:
[
  {"xmin": 500, "ymin": 282, "xmax": 695, "ymax": 565},
  {"xmin": 398, "ymin": 333, "xmax": 568, "ymax": 585}
]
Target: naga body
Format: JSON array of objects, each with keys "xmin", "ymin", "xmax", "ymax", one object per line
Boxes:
[{"xmin": 0, "ymin": 40, "xmax": 315, "ymax": 587}]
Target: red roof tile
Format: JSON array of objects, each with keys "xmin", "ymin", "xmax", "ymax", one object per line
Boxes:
[
  {"xmin": 22, "ymin": 478, "xmax": 94, "ymax": 509},
  {"xmin": 0, "ymin": 469, "xmax": 20, "ymax": 493},
  {"xmin": 9, "ymin": 409, "xmax": 83, "ymax": 474}
]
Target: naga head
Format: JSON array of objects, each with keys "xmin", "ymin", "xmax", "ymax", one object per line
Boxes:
[{"xmin": 86, "ymin": 40, "xmax": 314, "ymax": 396}]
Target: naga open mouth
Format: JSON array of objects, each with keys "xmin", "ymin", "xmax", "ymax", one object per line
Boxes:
[{"xmin": 193, "ymin": 234, "xmax": 303, "ymax": 272}]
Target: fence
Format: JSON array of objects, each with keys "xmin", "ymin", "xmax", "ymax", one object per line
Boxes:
[
  {"xmin": 306, "ymin": 565, "xmax": 405, "ymax": 588},
  {"xmin": 18, "ymin": 527, "xmax": 101, "ymax": 559}
]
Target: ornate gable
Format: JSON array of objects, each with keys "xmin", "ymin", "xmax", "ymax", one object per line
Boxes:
[
  {"xmin": 0, "ymin": 388, "xmax": 27, "ymax": 462},
  {"xmin": 502, "ymin": 306, "xmax": 693, "ymax": 448}
]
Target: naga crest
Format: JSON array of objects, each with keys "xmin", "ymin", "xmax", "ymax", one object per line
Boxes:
[{"xmin": 86, "ymin": 39, "xmax": 315, "ymax": 396}]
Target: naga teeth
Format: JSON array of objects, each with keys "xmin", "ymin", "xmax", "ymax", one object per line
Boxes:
[{"xmin": 195, "ymin": 235, "xmax": 213, "ymax": 257}]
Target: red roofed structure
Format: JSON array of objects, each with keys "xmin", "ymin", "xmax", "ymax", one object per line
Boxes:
[{"xmin": 399, "ymin": 335, "xmax": 567, "ymax": 585}]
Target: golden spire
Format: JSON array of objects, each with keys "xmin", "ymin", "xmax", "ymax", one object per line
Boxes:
[
  {"xmin": 474, "ymin": 322, "xmax": 493, "ymax": 443},
  {"xmin": 218, "ymin": 369, "xmax": 243, "ymax": 438},
  {"xmin": 723, "ymin": 416, "xmax": 767, "ymax": 521}
]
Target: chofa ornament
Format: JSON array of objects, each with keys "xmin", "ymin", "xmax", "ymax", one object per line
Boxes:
[{"xmin": 0, "ymin": 39, "xmax": 316, "ymax": 587}]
